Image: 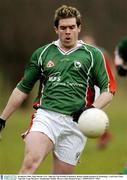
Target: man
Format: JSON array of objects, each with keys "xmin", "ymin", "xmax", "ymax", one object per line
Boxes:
[
  {"xmin": 114, "ymin": 37, "xmax": 127, "ymax": 174},
  {"xmin": 114, "ymin": 37, "xmax": 127, "ymax": 76},
  {"xmin": 0, "ymin": 5, "xmax": 116, "ymax": 174},
  {"xmin": 82, "ymin": 34, "xmax": 113, "ymax": 149}
]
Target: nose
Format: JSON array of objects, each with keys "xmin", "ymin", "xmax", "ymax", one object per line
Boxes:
[{"xmin": 65, "ymin": 27, "xmax": 71, "ymax": 34}]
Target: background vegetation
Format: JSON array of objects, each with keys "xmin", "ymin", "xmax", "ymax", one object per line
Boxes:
[
  {"xmin": 0, "ymin": 0, "xmax": 127, "ymax": 88},
  {"xmin": 0, "ymin": 0, "xmax": 127, "ymax": 174}
]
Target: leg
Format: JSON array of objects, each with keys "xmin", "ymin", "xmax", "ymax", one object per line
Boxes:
[
  {"xmin": 19, "ymin": 131, "xmax": 54, "ymax": 174},
  {"xmin": 52, "ymin": 153, "xmax": 75, "ymax": 174},
  {"xmin": 97, "ymin": 130, "xmax": 111, "ymax": 149}
]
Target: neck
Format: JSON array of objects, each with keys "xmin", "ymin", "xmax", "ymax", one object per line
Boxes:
[{"xmin": 59, "ymin": 41, "xmax": 77, "ymax": 52}]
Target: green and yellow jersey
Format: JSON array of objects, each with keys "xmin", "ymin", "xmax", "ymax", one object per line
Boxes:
[{"xmin": 17, "ymin": 40, "xmax": 116, "ymax": 115}]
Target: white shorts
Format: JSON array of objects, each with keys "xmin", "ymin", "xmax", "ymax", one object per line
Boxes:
[{"xmin": 23, "ymin": 108, "xmax": 87, "ymax": 166}]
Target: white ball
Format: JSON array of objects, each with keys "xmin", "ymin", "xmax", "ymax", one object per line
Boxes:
[{"xmin": 78, "ymin": 108, "xmax": 109, "ymax": 138}]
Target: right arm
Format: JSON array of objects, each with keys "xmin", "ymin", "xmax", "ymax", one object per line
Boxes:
[
  {"xmin": 0, "ymin": 49, "xmax": 41, "ymax": 121},
  {"xmin": 0, "ymin": 87, "xmax": 28, "ymax": 121},
  {"xmin": 0, "ymin": 47, "xmax": 43, "ymax": 130}
]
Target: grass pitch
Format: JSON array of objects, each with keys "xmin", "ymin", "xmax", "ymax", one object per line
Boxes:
[{"xmin": 0, "ymin": 77, "xmax": 127, "ymax": 174}]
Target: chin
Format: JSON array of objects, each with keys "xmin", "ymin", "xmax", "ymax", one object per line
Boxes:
[{"xmin": 64, "ymin": 43, "xmax": 74, "ymax": 48}]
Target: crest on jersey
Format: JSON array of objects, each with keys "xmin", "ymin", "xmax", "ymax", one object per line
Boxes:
[
  {"xmin": 75, "ymin": 152, "xmax": 80, "ymax": 160},
  {"xmin": 47, "ymin": 60, "xmax": 55, "ymax": 67},
  {"xmin": 74, "ymin": 61, "xmax": 81, "ymax": 69}
]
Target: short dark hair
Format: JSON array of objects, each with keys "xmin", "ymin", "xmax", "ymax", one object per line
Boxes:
[
  {"xmin": 54, "ymin": 5, "xmax": 82, "ymax": 28},
  {"xmin": 118, "ymin": 37, "xmax": 127, "ymax": 62}
]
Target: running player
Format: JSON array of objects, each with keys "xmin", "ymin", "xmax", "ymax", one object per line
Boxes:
[{"xmin": 114, "ymin": 37, "xmax": 127, "ymax": 174}]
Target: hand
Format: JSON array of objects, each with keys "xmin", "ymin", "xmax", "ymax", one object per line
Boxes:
[
  {"xmin": 72, "ymin": 105, "xmax": 95, "ymax": 122},
  {"xmin": 0, "ymin": 118, "xmax": 6, "ymax": 132},
  {"xmin": 116, "ymin": 65, "xmax": 127, "ymax": 76}
]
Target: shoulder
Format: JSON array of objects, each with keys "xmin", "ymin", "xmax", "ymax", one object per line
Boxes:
[
  {"xmin": 80, "ymin": 40, "xmax": 101, "ymax": 52},
  {"xmin": 81, "ymin": 41, "xmax": 104, "ymax": 58},
  {"xmin": 32, "ymin": 43, "xmax": 54, "ymax": 57}
]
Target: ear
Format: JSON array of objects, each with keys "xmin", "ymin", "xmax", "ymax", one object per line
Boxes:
[
  {"xmin": 78, "ymin": 25, "xmax": 81, "ymax": 33},
  {"xmin": 54, "ymin": 26, "xmax": 58, "ymax": 34}
]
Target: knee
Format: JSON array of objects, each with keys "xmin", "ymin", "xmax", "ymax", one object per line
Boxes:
[
  {"xmin": 27, "ymin": 153, "xmax": 41, "ymax": 166},
  {"xmin": 20, "ymin": 153, "xmax": 41, "ymax": 174}
]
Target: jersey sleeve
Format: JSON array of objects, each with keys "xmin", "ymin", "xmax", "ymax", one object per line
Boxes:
[
  {"xmin": 92, "ymin": 48, "xmax": 116, "ymax": 95},
  {"xmin": 17, "ymin": 49, "xmax": 42, "ymax": 94}
]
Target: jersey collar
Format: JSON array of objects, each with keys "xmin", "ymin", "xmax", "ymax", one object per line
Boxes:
[{"xmin": 53, "ymin": 39, "xmax": 84, "ymax": 55}]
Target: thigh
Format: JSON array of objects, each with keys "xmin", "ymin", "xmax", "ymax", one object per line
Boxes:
[
  {"xmin": 52, "ymin": 153, "xmax": 75, "ymax": 174},
  {"xmin": 54, "ymin": 126, "xmax": 87, "ymax": 166},
  {"xmin": 24, "ymin": 131, "xmax": 54, "ymax": 160}
]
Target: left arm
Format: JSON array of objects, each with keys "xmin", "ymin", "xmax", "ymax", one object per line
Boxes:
[
  {"xmin": 91, "ymin": 48, "xmax": 116, "ymax": 109},
  {"xmin": 92, "ymin": 91, "xmax": 113, "ymax": 109}
]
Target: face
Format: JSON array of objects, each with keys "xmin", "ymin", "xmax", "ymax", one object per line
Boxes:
[
  {"xmin": 55, "ymin": 17, "xmax": 81, "ymax": 51},
  {"xmin": 114, "ymin": 49, "xmax": 124, "ymax": 66}
]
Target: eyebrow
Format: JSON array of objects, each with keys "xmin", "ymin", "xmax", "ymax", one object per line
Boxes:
[{"xmin": 59, "ymin": 25, "xmax": 76, "ymax": 28}]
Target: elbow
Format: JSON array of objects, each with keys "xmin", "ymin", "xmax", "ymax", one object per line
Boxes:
[
  {"xmin": 109, "ymin": 93, "xmax": 114, "ymax": 102},
  {"xmin": 107, "ymin": 92, "xmax": 114, "ymax": 104},
  {"xmin": 103, "ymin": 91, "xmax": 114, "ymax": 103}
]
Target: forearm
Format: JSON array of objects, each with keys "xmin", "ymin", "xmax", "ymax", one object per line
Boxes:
[
  {"xmin": 0, "ymin": 87, "xmax": 28, "ymax": 120},
  {"xmin": 92, "ymin": 91, "xmax": 113, "ymax": 109}
]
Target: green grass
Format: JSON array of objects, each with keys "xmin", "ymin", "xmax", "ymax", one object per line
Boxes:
[{"xmin": 0, "ymin": 76, "xmax": 127, "ymax": 174}]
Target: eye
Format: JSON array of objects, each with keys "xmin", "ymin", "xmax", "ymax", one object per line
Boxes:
[
  {"xmin": 60, "ymin": 26, "xmax": 67, "ymax": 30},
  {"xmin": 69, "ymin": 25, "xmax": 76, "ymax": 29}
]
